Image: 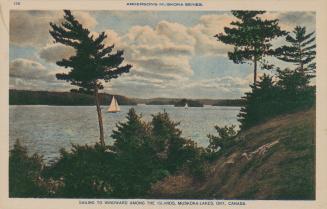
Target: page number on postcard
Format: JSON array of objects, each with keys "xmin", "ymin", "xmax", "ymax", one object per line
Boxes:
[{"xmin": 13, "ymin": 1, "xmax": 21, "ymax": 6}]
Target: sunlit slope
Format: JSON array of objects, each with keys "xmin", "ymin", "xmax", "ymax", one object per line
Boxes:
[{"xmin": 150, "ymin": 108, "xmax": 315, "ymax": 200}]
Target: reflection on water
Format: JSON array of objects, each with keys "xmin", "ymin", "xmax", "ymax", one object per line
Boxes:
[{"xmin": 10, "ymin": 105, "xmax": 240, "ymax": 162}]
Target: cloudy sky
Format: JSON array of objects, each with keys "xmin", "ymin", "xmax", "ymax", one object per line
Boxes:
[{"xmin": 10, "ymin": 10, "xmax": 315, "ymax": 99}]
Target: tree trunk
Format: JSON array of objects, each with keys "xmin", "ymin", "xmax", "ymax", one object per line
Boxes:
[
  {"xmin": 94, "ymin": 87, "xmax": 105, "ymax": 147},
  {"xmin": 253, "ymin": 57, "xmax": 257, "ymax": 85}
]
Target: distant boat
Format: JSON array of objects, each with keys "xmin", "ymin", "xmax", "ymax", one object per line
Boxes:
[
  {"xmin": 184, "ymin": 103, "xmax": 188, "ymax": 109},
  {"xmin": 108, "ymin": 96, "xmax": 120, "ymax": 113}
]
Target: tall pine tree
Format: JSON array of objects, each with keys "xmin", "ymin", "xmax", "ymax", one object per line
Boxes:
[
  {"xmin": 215, "ymin": 11, "xmax": 286, "ymax": 84},
  {"xmin": 49, "ymin": 10, "xmax": 132, "ymax": 146},
  {"xmin": 276, "ymin": 26, "xmax": 316, "ymax": 74}
]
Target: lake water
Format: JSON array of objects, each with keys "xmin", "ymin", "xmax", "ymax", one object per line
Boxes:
[{"xmin": 10, "ymin": 105, "xmax": 240, "ymax": 163}]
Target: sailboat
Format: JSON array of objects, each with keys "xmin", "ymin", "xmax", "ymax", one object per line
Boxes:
[
  {"xmin": 108, "ymin": 96, "xmax": 120, "ymax": 113},
  {"xmin": 184, "ymin": 103, "xmax": 189, "ymax": 109}
]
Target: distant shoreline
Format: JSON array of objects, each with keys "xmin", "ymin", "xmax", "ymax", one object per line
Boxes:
[
  {"xmin": 9, "ymin": 104, "xmax": 242, "ymax": 108},
  {"xmin": 9, "ymin": 89, "xmax": 245, "ymax": 107}
]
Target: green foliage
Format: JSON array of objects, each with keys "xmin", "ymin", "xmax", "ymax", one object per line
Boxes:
[
  {"xmin": 238, "ymin": 74, "xmax": 281, "ymax": 129},
  {"xmin": 237, "ymin": 25, "xmax": 316, "ymax": 130},
  {"xmin": 49, "ymin": 10, "xmax": 132, "ymax": 146},
  {"xmin": 215, "ymin": 10, "xmax": 286, "ymax": 83},
  {"xmin": 184, "ymin": 144, "xmax": 208, "ymax": 181},
  {"xmin": 150, "ymin": 111, "xmax": 208, "ymax": 179},
  {"xmin": 49, "ymin": 10, "xmax": 131, "ymax": 93},
  {"xmin": 25, "ymin": 109, "xmax": 204, "ymax": 198},
  {"xmin": 206, "ymin": 125, "xmax": 238, "ymax": 160},
  {"xmin": 151, "ymin": 111, "xmax": 204, "ymax": 174},
  {"xmin": 42, "ymin": 143, "xmax": 114, "ymax": 198},
  {"xmin": 276, "ymin": 68, "xmax": 315, "ymax": 113},
  {"xmin": 207, "ymin": 125, "xmax": 238, "ymax": 152},
  {"xmin": 276, "ymin": 26, "xmax": 316, "ymax": 74},
  {"xmin": 238, "ymin": 70, "xmax": 315, "ymax": 130},
  {"xmin": 212, "ymin": 99, "xmax": 245, "ymax": 107},
  {"xmin": 111, "ymin": 108, "xmax": 151, "ymax": 152},
  {"xmin": 151, "ymin": 111, "xmax": 183, "ymax": 172},
  {"xmin": 9, "ymin": 140, "xmax": 47, "ymax": 197},
  {"xmin": 109, "ymin": 108, "xmax": 164, "ymax": 197}
]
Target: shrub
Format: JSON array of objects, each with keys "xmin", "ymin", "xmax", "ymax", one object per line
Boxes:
[
  {"xmin": 42, "ymin": 143, "xmax": 114, "ymax": 198},
  {"xmin": 238, "ymin": 74, "xmax": 281, "ymax": 130},
  {"xmin": 151, "ymin": 111, "xmax": 183, "ymax": 172},
  {"xmin": 206, "ymin": 125, "xmax": 238, "ymax": 159},
  {"xmin": 151, "ymin": 111, "xmax": 202, "ymax": 174},
  {"xmin": 109, "ymin": 108, "xmax": 165, "ymax": 198},
  {"xmin": 238, "ymin": 70, "xmax": 315, "ymax": 130},
  {"xmin": 184, "ymin": 142, "xmax": 208, "ymax": 181},
  {"xmin": 276, "ymin": 68, "xmax": 315, "ymax": 113},
  {"xmin": 9, "ymin": 140, "xmax": 47, "ymax": 197},
  {"xmin": 108, "ymin": 109, "xmax": 207, "ymax": 195},
  {"xmin": 10, "ymin": 109, "xmax": 209, "ymax": 198}
]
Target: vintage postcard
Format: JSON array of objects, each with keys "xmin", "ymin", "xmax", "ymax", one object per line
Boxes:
[{"xmin": 1, "ymin": 0, "xmax": 327, "ymax": 208}]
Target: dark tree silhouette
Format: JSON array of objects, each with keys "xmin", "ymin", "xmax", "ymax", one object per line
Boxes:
[
  {"xmin": 276, "ymin": 26, "xmax": 316, "ymax": 74},
  {"xmin": 207, "ymin": 125, "xmax": 237, "ymax": 153},
  {"xmin": 238, "ymin": 74, "xmax": 280, "ymax": 129},
  {"xmin": 9, "ymin": 140, "xmax": 46, "ymax": 197},
  {"xmin": 215, "ymin": 11, "xmax": 286, "ymax": 84},
  {"xmin": 110, "ymin": 108, "xmax": 162, "ymax": 197},
  {"xmin": 275, "ymin": 68, "xmax": 315, "ymax": 112},
  {"xmin": 238, "ymin": 69, "xmax": 315, "ymax": 130},
  {"xmin": 49, "ymin": 10, "xmax": 132, "ymax": 146}
]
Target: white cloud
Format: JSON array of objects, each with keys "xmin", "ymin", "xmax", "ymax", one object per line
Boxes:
[
  {"xmin": 9, "ymin": 58, "xmax": 72, "ymax": 91},
  {"xmin": 278, "ymin": 12, "xmax": 315, "ymax": 29},
  {"xmin": 107, "ymin": 74, "xmax": 251, "ymax": 99},
  {"xmin": 102, "ymin": 29, "xmax": 122, "ymax": 47},
  {"xmin": 156, "ymin": 21, "xmax": 195, "ymax": 46},
  {"xmin": 39, "ymin": 43, "xmax": 75, "ymax": 63},
  {"xmin": 39, "ymin": 29, "xmax": 117, "ymax": 64},
  {"xmin": 11, "ymin": 11, "xmax": 315, "ymax": 99},
  {"xmin": 110, "ymin": 16, "xmax": 238, "ymax": 86},
  {"xmin": 10, "ymin": 11, "xmax": 56, "ymax": 47},
  {"xmin": 259, "ymin": 11, "xmax": 316, "ymax": 32},
  {"xmin": 189, "ymin": 14, "xmax": 235, "ymax": 55},
  {"xmin": 183, "ymin": 76, "xmax": 250, "ymax": 91},
  {"xmin": 29, "ymin": 12, "xmax": 237, "ymax": 89},
  {"xmin": 129, "ymin": 56, "xmax": 193, "ymax": 80},
  {"xmin": 117, "ymin": 23, "xmax": 195, "ymax": 82},
  {"xmin": 10, "ymin": 11, "xmax": 97, "ymax": 47},
  {"xmin": 10, "ymin": 58, "xmax": 55, "ymax": 81},
  {"xmin": 74, "ymin": 11, "xmax": 97, "ymax": 29},
  {"xmin": 34, "ymin": 12, "xmax": 249, "ymax": 97}
]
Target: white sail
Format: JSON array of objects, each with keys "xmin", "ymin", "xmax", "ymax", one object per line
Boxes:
[
  {"xmin": 115, "ymin": 97, "xmax": 120, "ymax": 111},
  {"xmin": 108, "ymin": 96, "xmax": 120, "ymax": 112},
  {"xmin": 185, "ymin": 103, "xmax": 188, "ymax": 109}
]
